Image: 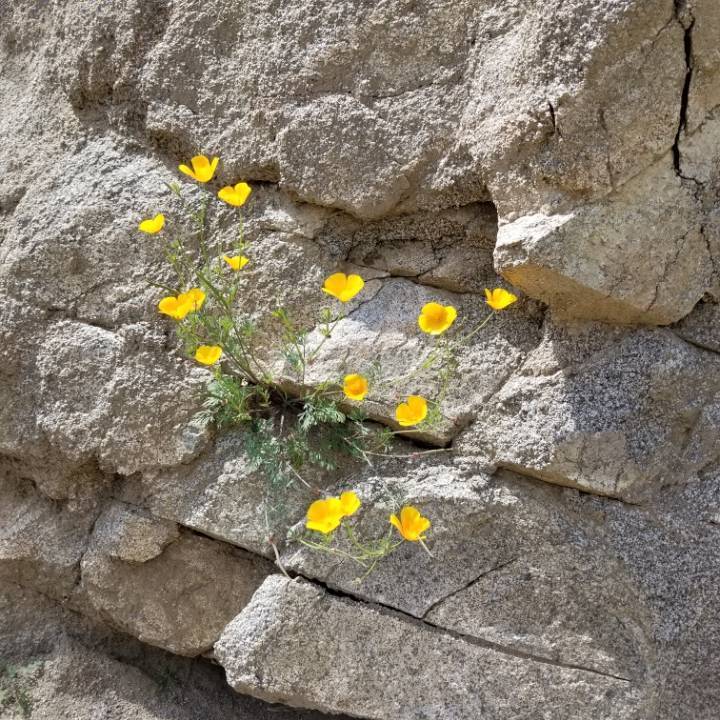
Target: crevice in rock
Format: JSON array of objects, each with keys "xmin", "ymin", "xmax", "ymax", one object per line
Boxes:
[
  {"xmin": 45, "ymin": 308, "xmax": 118, "ymax": 333},
  {"xmin": 672, "ymin": 327, "xmax": 720, "ymax": 356},
  {"xmin": 100, "ymin": 495, "xmax": 638, "ymax": 684},
  {"xmin": 547, "ymin": 101, "xmax": 561, "ymax": 138},
  {"xmin": 494, "ymin": 461, "xmax": 642, "ymax": 506},
  {"xmin": 420, "ymin": 556, "xmax": 519, "ymax": 620},
  {"xmin": 671, "ymin": 2, "xmax": 695, "ymax": 176},
  {"xmin": 291, "ymin": 575, "xmax": 634, "ymax": 683},
  {"xmin": 646, "ymin": 230, "xmax": 688, "ymax": 311}
]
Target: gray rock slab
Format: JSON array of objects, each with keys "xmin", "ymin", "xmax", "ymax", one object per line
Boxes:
[{"xmin": 215, "ymin": 575, "xmax": 642, "ymax": 720}]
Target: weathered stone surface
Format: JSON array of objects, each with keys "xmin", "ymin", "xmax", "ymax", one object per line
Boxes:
[
  {"xmin": 216, "ymin": 575, "xmax": 642, "ymax": 720},
  {"xmin": 0, "ymin": 465, "xmax": 98, "ymax": 600},
  {"xmin": 120, "ymin": 433, "xmax": 306, "ymax": 558},
  {"xmin": 684, "ymin": 0, "xmax": 720, "ymax": 134},
  {"xmin": 295, "ymin": 276, "xmax": 541, "ymax": 444},
  {"xmin": 424, "ymin": 548, "xmax": 644, "ymax": 680},
  {"xmin": 91, "ymin": 501, "xmax": 180, "ymax": 563},
  {"xmin": 457, "ymin": 317, "xmax": 720, "ymax": 502},
  {"xmin": 4, "ymin": 0, "xmax": 720, "ymax": 718},
  {"xmin": 675, "ymin": 299, "xmax": 720, "ymax": 352},
  {"xmin": 494, "ymin": 158, "xmax": 712, "ymax": 325},
  {"xmin": 81, "ymin": 502, "xmax": 273, "ymax": 656},
  {"xmin": 0, "ymin": 583, "xmax": 346, "ymax": 720}
]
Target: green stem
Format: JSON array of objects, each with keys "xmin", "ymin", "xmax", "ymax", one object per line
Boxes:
[
  {"xmin": 456, "ymin": 310, "xmax": 495, "ymax": 346},
  {"xmin": 297, "ymin": 538, "xmax": 369, "ymax": 567},
  {"xmin": 195, "ymin": 268, "xmax": 263, "ymax": 384},
  {"xmin": 306, "ymin": 315, "xmax": 343, "ymax": 365}
]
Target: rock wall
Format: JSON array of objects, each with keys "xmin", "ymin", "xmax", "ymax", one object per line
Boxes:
[{"xmin": 2, "ymin": 1, "xmax": 720, "ymax": 719}]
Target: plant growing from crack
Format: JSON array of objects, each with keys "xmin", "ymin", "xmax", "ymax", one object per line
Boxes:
[
  {"xmin": 0, "ymin": 661, "xmax": 43, "ymax": 719},
  {"xmin": 139, "ymin": 153, "xmax": 519, "ymax": 576}
]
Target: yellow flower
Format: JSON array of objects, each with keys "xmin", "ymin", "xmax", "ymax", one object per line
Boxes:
[
  {"xmin": 306, "ymin": 497, "xmax": 344, "ymax": 534},
  {"xmin": 485, "ymin": 287, "xmax": 518, "ymax": 311},
  {"xmin": 194, "ymin": 345, "xmax": 223, "ymax": 366},
  {"xmin": 157, "ymin": 288, "xmax": 206, "ymax": 320},
  {"xmin": 178, "ymin": 155, "xmax": 219, "ymax": 183},
  {"xmin": 218, "ymin": 182, "xmax": 252, "ymax": 207},
  {"xmin": 222, "ymin": 254, "xmax": 250, "ymax": 271},
  {"xmin": 417, "ymin": 302, "xmax": 457, "ymax": 335},
  {"xmin": 322, "ymin": 272, "xmax": 364, "ymax": 302},
  {"xmin": 395, "ymin": 395, "xmax": 428, "ymax": 427},
  {"xmin": 390, "ymin": 506, "xmax": 431, "ymax": 542},
  {"xmin": 343, "ymin": 374, "xmax": 369, "ymax": 401},
  {"xmin": 138, "ymin": 213, "xmax": 165, "ymax": 234},
  {"xmin": 338, "ymin": 491, "xmax": 361, "ymax": 518}
]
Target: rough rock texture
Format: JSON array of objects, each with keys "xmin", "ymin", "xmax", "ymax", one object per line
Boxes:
[
  {"xmin": 457, "ymin": 317, "xmax": 720, "ymax": 502},
  {"xmin": 81, "ymin": 502, "xmax": 273, "ymax": 656},
  {"xmin": 0, "ymin": 583, "xmax": 347, "ymax": 720},
  {"xmin": 216, "ymin": 576, "xmax": 642, "ymax": 719},
  {"xmin": 3, "ymin": 0, "xmax": 720, "ymax": 718}
]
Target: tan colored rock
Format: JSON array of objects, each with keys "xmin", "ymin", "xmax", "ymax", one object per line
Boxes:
[
  {"xmin": 675, "ymin": 299, "xmax": 720, "ymax": 352},
  {"xmin": 494, "ymin": 159, "xmax": 712, "ymax": 325},
  {"xmin": 81, "ymin": 503, "xmax": 273, "ymax": 656},
  {"xmin": 0, "ymin": 465, "xmax": 97, "ymax": 599},
  {"xmin": 92, "ymin": 502, "xmax": 180, "ymax": 563}
]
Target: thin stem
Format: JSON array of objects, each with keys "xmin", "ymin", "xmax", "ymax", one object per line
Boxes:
[
  {"xmin": 268, "ymin": 539, "xmax": 292, "ymax": 579},
  {"xmin": 419, "ymin": 539, "xmax": 434, "ymax": 558},
  {"xmin": 306, "ymin": 314, "xmax": 343, "ymax": 365},
  {"xmin": 287, "ymin": 464, "xmax": 316, "ymax": 491},
  {"xmin": 297, "ymin": 538, "xmax": 369, "ymax": 567},
  {"xmin": 145, "ymin": 277, "xmax": 179, "ymax": 294},
  {"xmin": 195, "ymin": 268, "xmax": 262, "ymax": 384}
]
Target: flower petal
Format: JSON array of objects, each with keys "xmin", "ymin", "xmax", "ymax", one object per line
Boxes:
[
  {"xmin": 485, "ymin": 288, "xmax": 518, "ymax": 311},
  {"xmin": 138, "ymin": 213, "xmax": 165, "ymax": 234},
  {"xmin": 341, "ymin": 274, "xmax": 364, "ymax": 301},
  {"xmin": 339, "ymin": 491, "xmax": 361, "ymax": 517},
  {"xmin": 232, "ymin": 182, "xmax": 252, "ymax": 207},
  {"xmin": 191, "ymin": 155, "xmax": 210, "ymax": 172},
  {"xmin": 322, "ymin": 272, "xmax": 348, "ymax": 299},
  {"xmin": 306, "ymin": 498, "xmax": 343, "ymax": 534},
  {"xmin": 194, "ymin": 345, "xmax": 223, "ymax": 366},
  {"xmin": 343, "ymin": 373, "xmax": 368, "ymax": 401}
]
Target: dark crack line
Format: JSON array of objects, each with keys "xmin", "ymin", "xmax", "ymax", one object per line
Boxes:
[
  {"xmin": 672, "ymin": 329, "xmax": 720, "ymax": 356},
  {"xmin": 73, "ymin": 495, "xmax": 634, "ymax": 685},
  {"xmin": 420, "ymin": 556, "xmax": 519, "ymax": 620},
  {"xmin": 420, "ymin": 615, "xmax": 633, "ymax": 683},
  {"xmin": 672, "ymin": 6, "xmax": 694, "ymax": 176},
  {"xmin": 301, "ymin": 574, "xmax": 633, "ymax": 684}
]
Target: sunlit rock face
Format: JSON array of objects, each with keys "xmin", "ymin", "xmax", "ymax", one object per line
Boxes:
[{"xmin": 2, "ymin": 1, "xmax": 720, "ymax": 719}]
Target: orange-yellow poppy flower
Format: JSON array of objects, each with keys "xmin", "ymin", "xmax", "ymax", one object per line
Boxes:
[
  {"xmin": 343, "ymin": 374, "xmax": 369, "ymax": 401},
  {"xmin": 395, "ymin": 395, "xmax": 428, "ymax": 427},
  {"xmin": 418, "ymin": 302, "xmax": 457, "ymax": 335},
  {"xmin": 218, "ymin": 182, "xmax": 252, "ymax": 207},
  {"xmin": 322, "ymin": 272, "xmax": 364, "ymax": 302},
  {"xmin": 157, "ymin": 288, "xmax": 206, "ymax": 320},
  {"xmin": 338, "ymin": 491, "xmax": 361, "ymax": 518},
  {"xmin": 222, "ymin": 254, "xmax": 250, "ymax": 271},
  {"xmin": 390, "ymin": 505, "xmax": 431, "ymax": 542},
  {"xmin": 138, "ymin": 213, "xmax": 165, "ymax": 234},
  {"xmin": 485, "ymin": 288, "xmax": 518, "ymax": 311},
  {"xmin": 178, "ymin": 155, "xmax": 219, "ymax": 183},
  {"xmin": 306, "ymin": 497, "xmax": 344, "ymax": 534},
  {"xmin": 194, "ymin": 345, "xmax": 223, "ymax": 366}
]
